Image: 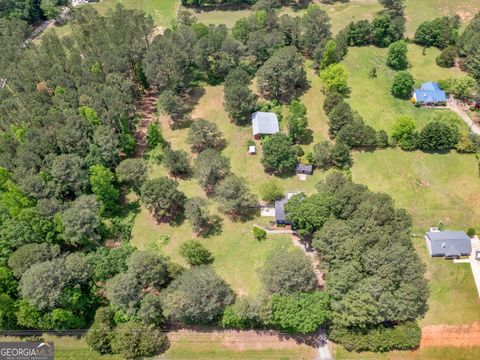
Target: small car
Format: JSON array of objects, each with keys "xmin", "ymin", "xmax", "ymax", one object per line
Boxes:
[{"xmin": 475, "ymin": 250, "xmax": 480, "ymax": 261}]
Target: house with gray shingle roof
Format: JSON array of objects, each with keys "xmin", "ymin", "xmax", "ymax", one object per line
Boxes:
[
  {"xmin": 252, "ymin": 112, "xmax": 279, "ymax": 139},
  {"xmin": 274, "ymin": 192, "xmax": 302, "ymax": 225},
  {"xmin": 425, "ymin": 231, "xmax": 472, "ymax": 258}
]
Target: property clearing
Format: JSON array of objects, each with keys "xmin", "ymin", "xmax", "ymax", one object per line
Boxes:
[{"xmin": 420, "ymin": 322, "xmax": 480, "ymax": 348}]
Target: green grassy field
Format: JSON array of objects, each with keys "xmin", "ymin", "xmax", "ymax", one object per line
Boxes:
[
  {"xmin": 131, "ymin": 80, "xmax": 334, "ymax": 294},
  {"xmin": 342, "ymin": 45, "xmax": 464, "ymax": 133},
  {"xmin": 42, "ymin": 0, "xmax": 179, "ymax": 39},
  {"xmin": 352, "ymin": 149, "xmax": 480, "ymax": 328},
  {"xmin": 184, "ymin": 0, "xmax": 383, "ymax": 33},
  {"xmin": 405, "ymin": 0, "xmax": 479, "ymax": 37},
  {"xmin": 352, "ymin": 149, "xmax": 480, "ymax": 233}
]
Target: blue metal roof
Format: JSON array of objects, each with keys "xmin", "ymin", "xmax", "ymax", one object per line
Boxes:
[
  {"xmin": 413, "ymin": 89, "xmax": 447, "ymax": 103},
  {"xmin": 414, "ymin": 82, "xmax": 446, "ymax": 104},
  {"xmin": 421, "ymin": 82, "xmax": 441, "ymax": 91}
]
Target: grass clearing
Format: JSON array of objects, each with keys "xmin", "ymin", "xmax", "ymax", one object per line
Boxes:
[
  {"xmin": 0, "ymin": 336, "xmax": 121, "ymax": 360},
  {"xmin": 352, "ymin": 149, "xmax": 480, "ymax": 233},
  {"xmin": 405, "ymin": 0, "xmax": 480, "ymax": 37},
  {"xmin": 352, "ymin": 149, "xmax": 480, "ymax": 327},
  {"xmin": 90, "ymin": 0, "xmax": 179, "ymax": 27},
  {"xmin": 42, "ymin": 0, "xmax": 179, "ymax": 39},
  {"xmin": 185, "ymin": 0, "xmax": 382, "ymax": 33},
  {"xmin": 342, "ymin": 45, "xmax": 464, "ymax": 133},
  {"xmin": 131, "ymin": 83, "xmax": 331, "ymax": 295}
]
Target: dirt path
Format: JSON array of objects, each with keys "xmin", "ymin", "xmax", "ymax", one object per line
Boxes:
[
  {"xmin": 420, "ymin": 322, "xmax": 480, "ymax": 348},
  {"xmin": 135, "ymin": 89, "xmax": 158, "ymax": 158},
  {"xmin": 291, "ymin": 235, "xmax": 325, "ymax": 288}
]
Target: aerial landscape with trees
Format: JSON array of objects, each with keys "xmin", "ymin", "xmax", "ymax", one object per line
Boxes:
[{"xmin": 0, "ymin": 0, "xmax": 480, "ymax": 359}]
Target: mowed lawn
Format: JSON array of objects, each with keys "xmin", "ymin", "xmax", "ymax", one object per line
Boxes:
[
  {"xmin": 90, "ymin": 0, "xmax": 179, "ymax": 27},
  {"xmin": 185, "ymin": 0, "xmax": 382, "ymax": 33},
  {"xmin": 352, "ymin": 149, "xmax": 480, "ymax": 233},
  {"xmin": 405, "ymin": 0, "xmax": 480, "ymax": 37},
  {"xmin": 342, "ymin": 45, "xmax": 464, "ymax": 133},
  {"xmin": 43, "ymin": 0, "xmax": 179, "ymax": 39},
  {"xmin": 352, "ymin": 149, "xmax": 480, "ymax": 327}
]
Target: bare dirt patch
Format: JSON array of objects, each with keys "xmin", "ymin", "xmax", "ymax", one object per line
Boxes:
[
  {"xmin": 135, "ymin": 89, "xmax": 158, "ymax": 158},
  {"xmin": 421, "ymin": 322, "xmax": 480, "ymax": 348}
]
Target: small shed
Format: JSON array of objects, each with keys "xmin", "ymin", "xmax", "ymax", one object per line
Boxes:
[
  {"xmin": 413, "ymin": 82, "xmax": 447, "ymax": 105},
  {"xmin": 425, "ymin": 231, "xmax": 472, "ymax": 258},
  {"xmin": 252, "ymin": 112, "xmax": 280, "ymax": 139},
  {"xmin": 248, "ymin": 145, "xmax": 256, "ymax": 155},
  {"xmin": 295, "ymin": 163, "xmax": 313, "ymax": 175}
]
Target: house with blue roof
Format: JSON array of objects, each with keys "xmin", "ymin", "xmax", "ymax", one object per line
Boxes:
[
  {"xmin": 252, "ymin": 112, "xmax": 279, "ymax": 139},
  {"xmin": 412, "ymin": 82, "xmax": 447, "ymax": 106}
]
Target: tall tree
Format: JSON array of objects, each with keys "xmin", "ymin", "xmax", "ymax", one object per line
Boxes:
[{"xmin": 140, "ymin": 178, "xmax": 186, "ymax": 222}]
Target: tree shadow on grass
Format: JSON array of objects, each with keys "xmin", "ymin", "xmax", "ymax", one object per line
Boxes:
[
  {"xmin": 199, "ymin": 215, "xmax": 224, "ymax": 238},
  {"xmin": 298, "ymin": 129, "xmax": 314, "ymax": 145}
]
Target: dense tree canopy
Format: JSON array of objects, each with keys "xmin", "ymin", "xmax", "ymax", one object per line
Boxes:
[
  {"xmin": 161, "ymin": 266, "xmax": 234, "ymax": 324},
  {"xmin": 309, "ymin": 173, "xmax": 428, "ymax": 333},
  {"xmin": 259, "ymin": 249, "xmax": 317, "ymax": 295},
  {"xmin": 261, "ymin": 133, "xmax": 297, "ymax": 175},
  {"xmin": 140, "ymin": 178, "xmax": 186, "ymax": 222},
  {"xmin": 257, "ymin": 46, "xmax": 307, "ymax": 103}
]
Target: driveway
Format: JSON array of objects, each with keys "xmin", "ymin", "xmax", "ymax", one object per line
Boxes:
[
  {"xmin": 468, "ymin": 236, "xmax": 480, "ymax": 297},
  {"xmin": 447, "ymin": 99, "xmax": 480, "ymax": 135}
]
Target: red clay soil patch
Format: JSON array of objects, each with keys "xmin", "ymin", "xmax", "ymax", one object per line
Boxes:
[
  {"xmin": 135, "ymin": 89, "xmax": 158, "ymax": 158},
  {"xmin": 420, "ymin": 322, "xmax": 480, "ymax": 348}
]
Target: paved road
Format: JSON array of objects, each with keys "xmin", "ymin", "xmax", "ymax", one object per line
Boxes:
[{"xmin": 447, "ymin": 99, "xmax": 480, "ymax": 135}]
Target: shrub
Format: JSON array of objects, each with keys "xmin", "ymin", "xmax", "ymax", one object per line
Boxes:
[
  {"xmin": 391, "ymin": 71, "xmax": 414, "ymax": 99},
  {"xmin": 111, "ymin": 321, "xmax": 169, "ymax": 359},
  {"xmin": 253, "ymin": 226, "xmax": 267, "ymax": 241},
  {"xmin": 221, "ymin": 296, "xmax": 264, "ymax": 329},
  {"xmin": 419, "ymin": 120, "xmax": 460, "ymax": 150},
  {"xmin": 467, "ymin": 228, "xmax": 476, "ymax": 237},
  {"xmin": 328, "ymin": 321, "xmax": 421, "ymax": 352},
  {"xmin": 436, "ymin": 45, "xmax": 458, "ymax": 68},
  {"xmin": 386, "ymin": 40, "xmax": 408, "ymax": 70},
  {"xmin": 269, "ymin": 292, "xmax": 330, "ymax": 334},
  {"xmin": 179, "ymin": 240, "xmax": 214, "ymax": 266}
]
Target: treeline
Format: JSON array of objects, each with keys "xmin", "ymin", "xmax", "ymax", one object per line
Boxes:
[
  {"xmin": 0, "ymin": 2, "xmax": 157, "ymax": 344},
  {"xmin": 0, "ymin": 0, "xmax": 68, "ymax": 23},
  {"xmin": 412, "ymin": 11, "xmax": 480, "ymax": 85},
  {"xmin": 285, "ymin": 172, "xmax": 428, "ymax": 351}
]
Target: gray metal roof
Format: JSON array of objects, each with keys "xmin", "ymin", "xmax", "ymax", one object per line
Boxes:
[
  {"xmin": 275, "ymin": 198, "xmax": 290, "ymax": 224},
  {"xmin": 426, "ymin": 231, "xmax": 472, "ymax": 256},
  {"xmin": 295, "ymin": 163, "xmax": 313, "ymax": 174},
  {"xmin": 252, "ymin": 112, "xmax": 279, "ymax": 136}
]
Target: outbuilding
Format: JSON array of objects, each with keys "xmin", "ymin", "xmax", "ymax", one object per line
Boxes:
[
  {"xmin": 295, "ymin": 163, "xmax": 313, "ymax": 175},
  {"xmin": 425, "ymin": 230, "xmax": 472, "ymax": 259},
  {"xmin": 252, "ymin": 112, "xmax": 280, "ymax": 139}
]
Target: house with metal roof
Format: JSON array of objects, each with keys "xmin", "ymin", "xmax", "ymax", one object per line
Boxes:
[
  {"xmin": 425, "ymin": 230, "xmax": 472, "ymax": 258},
  {"xmin": 252, "ymin": 112, "xmax": 280, "ymax": 139},
  {"xmin": 413, "ymin": 82, "xmax": 447, "ymax": 105},
  {"xmin": 295, "ymin": 163, "xmax": 313, "ymax": 175}
]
